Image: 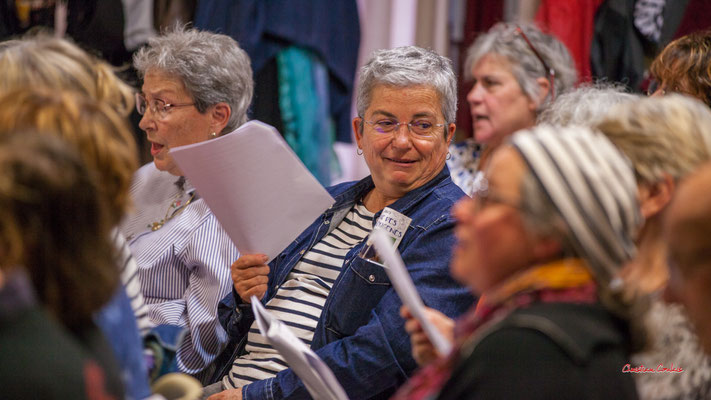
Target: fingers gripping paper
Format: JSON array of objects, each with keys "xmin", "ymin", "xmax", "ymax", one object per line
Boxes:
[
  {"xmin": 251, "ymin": 297, "xmax": 349, "ymax": 400},
  {"xmin": 370, "ymin": 228, "xmax": 453, "ymax": 355},
  {"xmin": 170, "ymin": 121, "xmax": 335, "ymax": 262}
]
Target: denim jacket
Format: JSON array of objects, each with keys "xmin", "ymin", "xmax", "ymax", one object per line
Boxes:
[{"xmin": 216, "ymin": 166, "xmax": 476, "ymax": 399}]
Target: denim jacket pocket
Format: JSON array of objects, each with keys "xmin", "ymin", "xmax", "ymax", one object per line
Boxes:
[{"xmin": 324, "ymin": 256, "xmax": 392, "ymax": 339}]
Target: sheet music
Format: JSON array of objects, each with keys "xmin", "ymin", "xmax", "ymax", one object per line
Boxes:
[
  {"xmin": 369, "ymin": 228, "xmax": 453, "ymax": 355},
  {"xmin": 251, "ymin": 297, "xmax": 349, "ymax": 400},
  {"xmin": 170, "ymin": 120, "xmax": 334, "ymax": 262}
]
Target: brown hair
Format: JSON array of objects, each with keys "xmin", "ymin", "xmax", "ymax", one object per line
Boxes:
[
  {"xmin": 0, "ymin": 89, "xmax": 138, "ymax": 226},
  {"xmin": 650, "ymin": 31, "xmax": 711, "ymax": 107},
  {"xmin": 0, "ymin": 132, "xmax": 118, "ymax": 328}
]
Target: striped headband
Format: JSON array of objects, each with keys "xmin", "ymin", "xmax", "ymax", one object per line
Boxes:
[{"xmin": 510, "ymin": 125, "xmax": 642, "ymax": 285}]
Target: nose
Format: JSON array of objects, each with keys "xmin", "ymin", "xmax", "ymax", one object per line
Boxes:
[
  {"xmin": 138, "ymin": 108, "xmax": 156, "ymax": 132},
  {"xmin": 390, "ymin": 123, "xmax": 413, "ymax": 148},
  {"xmin": 467, "ymin": 82, "xmax": 484, "ymax": 105}
]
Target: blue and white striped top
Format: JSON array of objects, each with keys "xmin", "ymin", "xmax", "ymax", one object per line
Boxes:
[
  {"xmin": 112, "ymin": 228, "xmax": 153, "ymax": 336},
  {"xmin": 224, "ymin": 201, "xmax": 374, "ymax": 389},
  {"xmin": 120, "ymin": 163, "xmax": 237, "ymax": 381}
]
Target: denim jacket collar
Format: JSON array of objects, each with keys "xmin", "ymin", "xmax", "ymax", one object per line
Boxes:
[{"xmin": 328, "ymin": 165, "xmax": 452, "ymax": 218}]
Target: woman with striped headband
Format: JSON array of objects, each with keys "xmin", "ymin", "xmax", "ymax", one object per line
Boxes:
[{"xmin": 396, "ymin": 125, "xmax": 645, "ymax": 399}]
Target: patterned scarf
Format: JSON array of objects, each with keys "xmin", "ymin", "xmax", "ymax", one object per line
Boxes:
[{"xmin": 392, "ymin": 258, "xmax": 597, "ymax": 400}]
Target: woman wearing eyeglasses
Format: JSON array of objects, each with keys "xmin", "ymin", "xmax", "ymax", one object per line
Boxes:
[
  {"xmin": 396, "ymin": 125, "xmax": 644, "ymax": 400},
  {"xmin": 203, "ymin": 46, "xmax": 474, "ymax": 400},
  {"xmin": 119, "ymin": 27, "xmax": 253, "ymax": 382},
  {"xmin": 448, "ymin": 23, "xmax": 577, "ymax": 196}
]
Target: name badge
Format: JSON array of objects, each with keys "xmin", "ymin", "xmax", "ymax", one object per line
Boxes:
[{"xmin": 359, "ymin": 207, "xmax": 412, "ymax": 263}]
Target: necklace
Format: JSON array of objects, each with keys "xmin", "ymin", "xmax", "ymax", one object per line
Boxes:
[{"xmin": 148, "ymin": 190, "xmax": 196, "ymax": 231}]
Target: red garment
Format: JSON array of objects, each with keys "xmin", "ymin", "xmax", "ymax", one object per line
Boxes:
[{"xmin": 535, "ymin": 0, "xmax": 604, "ymax": 83}]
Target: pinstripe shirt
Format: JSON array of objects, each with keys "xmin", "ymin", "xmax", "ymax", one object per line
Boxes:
[{"xmin": 120, "ymin": 163, "xmax": 238, "ymax": 380}]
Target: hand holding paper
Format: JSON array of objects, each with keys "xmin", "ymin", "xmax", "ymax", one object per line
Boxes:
[
  {"xmin": 251, "ymin": 297, "xmax": 349, "ymax": 400},
  {"xmin": 369, "ymin": 228, "xmax": 453, "ymax": 356}
]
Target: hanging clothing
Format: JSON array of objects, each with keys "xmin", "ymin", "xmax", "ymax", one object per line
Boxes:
[
  {"xmin": 193, "ymin": 0, "xmax": 360, "ymax": 145},
  {"xmin": 535, "ymin": 0, "xmax": 604, "ymax": 83}
]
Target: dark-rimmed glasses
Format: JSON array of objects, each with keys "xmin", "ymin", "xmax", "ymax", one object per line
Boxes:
[
  {"xmin": 135, "ymin": 93, "xmax": 195, "ymax": 120},
  {"xmin": 363, "ymin": 119, "xmax": 446, "ymax": 139},
  {"xmin": 514, "ymin": 26, "xmax": 556, "ymax": 101}
]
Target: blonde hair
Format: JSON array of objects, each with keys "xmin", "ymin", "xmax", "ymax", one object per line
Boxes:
[
  {"xmin": 0, "ymin": 35, "xmax": 134, "ymax": 116},
  {"xmin": 0, "ymin": 89, "xmax": 138, "ymax": 226},
  {"xmin": 596, "ymin": 94, "xmax": 711, "ymax": 184}
]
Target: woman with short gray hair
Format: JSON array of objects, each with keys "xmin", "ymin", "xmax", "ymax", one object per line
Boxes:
[
  {"xmin": 119, "ymin": 26, "xmax": 254, "ymax": 382},
  {"xmin": 448, "ymin": 22, "xmax": 576, "ymax": 196}
]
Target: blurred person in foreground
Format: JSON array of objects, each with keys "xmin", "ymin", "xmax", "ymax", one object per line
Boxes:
[
  {"xmin": 0, "ymin": 88, "xmax": 150, "ymax": 398},
  {"xmin": 0, "ymin": 132, "xmax": 123, "ymax": 399},
  {"xmin": 118, "ymin": 26, "xmax": 254, "ymax": 382},
  {"xmin": 596, "ymin": 94, "xmax": 711, "ymax": 400},
  {"xmin": 537, "ymin": 82, "xmax": 639, "ymax": 127},
  {"xmin": 448, "ymin": 22, "xmax": 576, "ymax": 196},
  {"xmin": 397, "ymin": 125, "xmax": 644, "ymax": 399},
  {"xmin": 664, "ymin": 162, "xmax": 711, "ymax": 355},
  {"xmin": 205, "ymin": 46, "xmax": 474, "ymax": 400}
]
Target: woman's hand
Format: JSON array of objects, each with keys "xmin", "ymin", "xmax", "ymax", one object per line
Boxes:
[
  {"xmin": 231, "ymin": 254, "xmax": 270, "ymax": 303},
  {"xmin": 401, "ymin": 305, "xmax": 455, "ymax": 366}
]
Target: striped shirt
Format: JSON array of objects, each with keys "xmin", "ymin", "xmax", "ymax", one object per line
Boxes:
[
  {"xmin": 120, "ymin": 163, "xmax": 237, "ymax": 381},
  {"xmin": 112, "ymin": 227, "xmax": 153, "ymax": 336},
  {"xmin": 224, "ymin": 201, "xmax": 374, "ymax": 389}
]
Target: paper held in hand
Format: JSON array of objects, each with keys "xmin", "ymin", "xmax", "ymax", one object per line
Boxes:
[
  {"xmin": 251, "ymin": 297, "xmax": 349, "ymax": 400},
  {"xmin": 369, "ymin": 228, "xmax": 453, "ymax": 355},
  {"xmin": 170, "ymin": 120, "xmax": 335, "ymax": 262}
]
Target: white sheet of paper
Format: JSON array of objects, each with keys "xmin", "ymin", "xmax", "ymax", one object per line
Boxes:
[
  {"xmin": 370, "ymin": 229, "xmax": 453, "ymax": 355},
  {"xmin": 251, "ymin": 297, "xmax": 349, "ymax": 400},
  {"xmin": 170, "ymin": 121, "xmax": 334, "ymax": 262}
]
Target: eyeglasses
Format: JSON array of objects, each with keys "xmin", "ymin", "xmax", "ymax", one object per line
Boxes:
[
  {"xmin": 471, "ymin": 175, "xmax": 521, "ymax": 212},
  {"xmin": 135, "ymin": 93, "xmax": 195, "ymax": 119},
  {"xmin": 514, "ymin": 26, "xmax": 556, "ymax": 101},
  {"xmin": 363, "ymin": 119, "xmax": 446, "ymax": 139}
]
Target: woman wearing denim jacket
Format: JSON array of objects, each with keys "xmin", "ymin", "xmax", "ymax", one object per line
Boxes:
[{"xmin": 204, "ymin": 46, "xmax": 475, "ymax": 400}]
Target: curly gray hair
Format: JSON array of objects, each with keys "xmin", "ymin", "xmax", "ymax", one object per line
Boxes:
[
  {"xmin": 537, "ymin": 83, "xmax": 639, "ymax": 127},
  {"xmin": 466, "ymin": 23, "xmax": 577, "ymax": 111},
  {"xmin": 134, "ymin": 26, "xmax": 253, "ymax": 133},
  {"xmin": 356, "ymin": 46, "xmax": 457, "ymax": 126}
]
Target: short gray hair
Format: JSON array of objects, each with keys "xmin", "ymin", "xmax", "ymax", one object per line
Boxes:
[
  {"xmin": 538, "ymin": 83, "xmax": 640, "ymax": 127},
  {"xmin": 596, "ymin": 94, "xmax": 711, "ymax": 184},
  {"xmin": 356, "ymin": 46, "xmax": 457, "ymax": 124},
  {"xmin": 134, "ymin": 26, "xmax": 253, "ymax": 132},
  {"xmin": 466, "ymin": 23, "xmax": 577, "ymax": 111}
]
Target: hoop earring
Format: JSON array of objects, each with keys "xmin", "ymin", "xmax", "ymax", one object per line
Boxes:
[
  {"xmin": 446, "ymin": 152, "xmax": 451, "ymax": 160},
  {"xmin": 357, "ymin": 148, "xmax": 363, "ymax": 156}
]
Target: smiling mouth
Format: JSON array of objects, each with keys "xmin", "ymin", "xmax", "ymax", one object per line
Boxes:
[{"xmin": 386, "ymin": 157, "xmax": 416, "ymax": 164}]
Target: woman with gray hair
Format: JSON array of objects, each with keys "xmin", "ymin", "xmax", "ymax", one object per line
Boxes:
[
  {"xmin": 118, "ymin": 26, "xmax": 253, "ymax": 381},
  {"xmin": 448, "ymin": 22, "xmax": 577, "ymax": 196},
  {"xmin": 398, "ymin": 125, "xmax": 643, "ymax": 399},
  {"xmin": 205, "ymin": 45, "xmax": 473, "ymax": 400},
  {"xmin": 537, "ymin": 83, "xmax": 639, "ymax": 127},
  {"xmin": 596, "ymin": 94, "xmax": 711, "ymax": 400}
]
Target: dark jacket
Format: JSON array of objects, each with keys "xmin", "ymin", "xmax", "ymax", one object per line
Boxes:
[{"xmin": 437, "ymin": 302, "xmax": 638, "ymax": 399}]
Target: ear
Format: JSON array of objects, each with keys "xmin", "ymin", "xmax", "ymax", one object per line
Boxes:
[
  {"xmin": 446, "ymin": 123, "xmax": 456, "ymax": 145},
  {"xmin": 210, "ymin": 102, "xmax": 232, "ymax": 134},
  {"xmin": 639, "ymin": 174, "xmax": 675, "ymax": 219},
  {"xmin": 529, "ymin": 77, "xmax": 551, "ymax": 111},
  {"xmin": 353, "ymin": 117, "xmax": 364, "ymax": 150}
]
